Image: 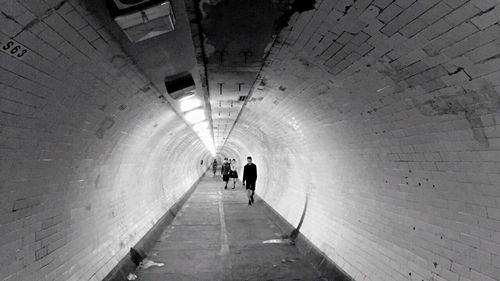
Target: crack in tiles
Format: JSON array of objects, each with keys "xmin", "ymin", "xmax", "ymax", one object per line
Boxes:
[
  {"xmin": 447, "ymin": 66, "xmax": 472, "ymax": 81},
  {"xmin": 477, "ymin": 53, "xmax": 500, "ymax": 64},
  {"xmin": 8, "ymin": 0, "xmax": 70, "ymax": 38}
]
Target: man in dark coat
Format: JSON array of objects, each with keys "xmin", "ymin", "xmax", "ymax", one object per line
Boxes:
[
  {"xmin": 242, "ymin": 156, "xmax": 257, "ymax": 205},
  {"xmin": 212, "ymin": 159, "xmax": 218, "ymax": 176},
  {"xmin": 221, "ymin": 158, "xmax": 231, "ymax": 189}
]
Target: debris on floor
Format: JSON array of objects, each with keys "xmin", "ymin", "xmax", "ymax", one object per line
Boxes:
[
  {"xmin": 130, "ymin": 247, "xmax": 146, "ymax": 265},
  {"xmin": 126, "ymin": 273, "xmax": 138, "ymax": 280},
  {"xmin": 281, "ymin": 257, "xmax": 298, "ymax": 263},
  {"xmin": 138, "ymin": 258, "xmax": 165, "ymax": 270},
  {"xmin": 281, "ymin": 232, "xmax": 297, "ymax": 245},
  {"xmin": 262, "ymin": 238, "xmax": 292, "ymax": 244}
]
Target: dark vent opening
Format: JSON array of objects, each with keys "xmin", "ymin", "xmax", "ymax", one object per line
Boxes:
[
  {"xmin": 238, "ymin": 96, "xmax": 247, "ymax": 101},
  {"xmin": 164, "ymin": 73, "xmax": 195, "ymax": 94}
]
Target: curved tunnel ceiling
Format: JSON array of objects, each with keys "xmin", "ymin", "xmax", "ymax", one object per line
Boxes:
[
  {"xmin": 2, "ymin": 0, "xmax": 500, "ymax": 281},
  {"xmin": 196, "ymin": 0, "xmax": 293, "ymax": 151}
]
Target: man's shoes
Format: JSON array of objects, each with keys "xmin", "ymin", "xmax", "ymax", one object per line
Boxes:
[
  {"xmin": 224, "ymin": 186, "xmax": 227, "ymax": 189},
  {"xmin": 232, "ymin": 186, "xmax": 235, "ymax": 189},
  {"xmin": 248, "ymin": 200, "xmax": 252, "ymax": 206}
]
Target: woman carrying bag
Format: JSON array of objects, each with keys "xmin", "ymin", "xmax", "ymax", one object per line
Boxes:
[{"xmin": 229, "ymin": 159, "xmax": 238, "ymax": 189}]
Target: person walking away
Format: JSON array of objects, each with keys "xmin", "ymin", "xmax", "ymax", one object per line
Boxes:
[
  {"xmin": 229, "ymin": 159, "xmax": 238, "ymax": 189},
  {"xmin": 242, "ymin": 156, "xmax": 257, "ymax": 205},
  {"xmin": 221, "ymin": 158, "xmax": 231, "ymax": 189},
  {"xmin": 212, "ymin": 159, "xmax": 218, "ymax": 176}
]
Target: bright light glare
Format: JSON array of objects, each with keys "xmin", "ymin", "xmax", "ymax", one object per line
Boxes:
[
  {"xmin": 185, "ymin": 107, "xmax": 214, "ymax": 156},
  {"xmin": 198, "ymin": 129, "xmax": 211, "ymax": 137},
  {"xmin": 180, "ymin": 96, "xmax": 202, "ymax": 112},
  {"xmin": 199, "ymin": 135, "xmax": 211, "ymax": 144},
  {"xmin": 197, "ymin": 130, "xmax": 215, "ymax": 156},
  {"xmin": 193, "ymin": 121, "xmax": 209, "ymax": 132},
  {"xmin": 184, "ymin": 109, "xmax": 206, "ymax": 123}
]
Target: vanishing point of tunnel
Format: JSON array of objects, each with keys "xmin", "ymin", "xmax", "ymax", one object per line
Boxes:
[{"xmin": 2, "ymin": 0, "xmax": 500, "ymax": 280}]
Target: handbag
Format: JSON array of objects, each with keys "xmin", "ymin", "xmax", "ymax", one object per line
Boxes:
[{"xmin": 230, "ymin": 170, "xmax": 238, "ymax": 178}]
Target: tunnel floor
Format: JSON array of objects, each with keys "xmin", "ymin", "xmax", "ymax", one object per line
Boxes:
[{"xmin": 133, "ymin": 174, "xmax": 324, "ymax": 280}]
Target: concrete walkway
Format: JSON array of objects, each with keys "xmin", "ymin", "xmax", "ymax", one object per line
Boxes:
[{"xmin": 134, "ymin": 174, "xmax": 324, "ymax": 281}]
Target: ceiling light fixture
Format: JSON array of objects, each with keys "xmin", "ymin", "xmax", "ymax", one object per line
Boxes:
[
  {"xmin": 199, "ymin": 134, "xmax": 215, "ymax": 156},
  {"xmin": 180, "ymin": 96, "xmax": 202, "ymax": 112},
  {"xmin": 193, "ymin": 121, "xmax": 209, "ymax": 132},
  {"xmin": 184, "ymin": 108, "xmax": 206, "ymax": 123}
]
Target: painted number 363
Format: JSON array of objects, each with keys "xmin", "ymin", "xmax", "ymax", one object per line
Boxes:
[{"xmin": 1, "ymin": 40, "xmax": 28, "ymax": 58}]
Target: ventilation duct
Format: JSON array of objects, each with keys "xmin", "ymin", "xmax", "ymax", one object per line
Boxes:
[
  {"xmin": 110, "ymin": 0, "xmax": 176, "ymax": 42},
  {"xmin": 164, "ymin": 73, "xmax": 196, "ymax": 100}
]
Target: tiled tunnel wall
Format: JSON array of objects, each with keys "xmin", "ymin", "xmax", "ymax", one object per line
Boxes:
[
  {"xmin": 0, "ymin": 1, "xmax": 208, "ymax": 281},
  {"xmin": 225, "ymin": 0, "xmax": 500, "ymax": 281}
]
